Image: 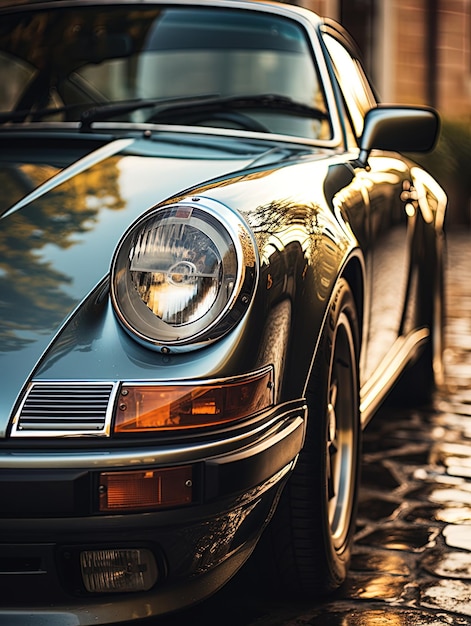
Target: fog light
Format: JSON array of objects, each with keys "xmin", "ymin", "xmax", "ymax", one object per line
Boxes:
[{"xmin": 80, "ymin": 548, "xmax": 158, "ymax": 593}]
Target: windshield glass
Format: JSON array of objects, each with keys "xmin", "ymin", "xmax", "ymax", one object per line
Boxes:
[{"xmin": 0, "ymin": 4, "xmax": 331, "ymax": 140}]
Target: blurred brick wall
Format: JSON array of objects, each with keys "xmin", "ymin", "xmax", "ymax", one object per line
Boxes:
[
  {"xmin": 393, "ymin": 1, "xmax": 429, "ymax": 106},
  {"xmin": 436, "ymin": 0, "xmax": 470, "ymax": 117},
  {"xmin": 392, "ymin": 0, "xmax": 470, "ymax": 117}
]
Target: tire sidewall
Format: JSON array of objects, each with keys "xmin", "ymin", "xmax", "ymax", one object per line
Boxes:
[{"xmin": 309, "ymin": 277, "xmax": 361, "ymax": 588}]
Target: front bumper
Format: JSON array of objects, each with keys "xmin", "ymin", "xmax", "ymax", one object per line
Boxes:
[{"xmin": 0, "ymin": 400, "xmax": 305, "ymax": 624}]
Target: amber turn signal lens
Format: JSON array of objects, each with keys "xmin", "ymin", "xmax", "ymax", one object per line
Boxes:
[
  {"xmin": 98, "ymin": 465, "xmax": 192, "ymax": 512},
  {"xmin": 114, "ymin": 368, "xmax": 273, "ymax": 432}
]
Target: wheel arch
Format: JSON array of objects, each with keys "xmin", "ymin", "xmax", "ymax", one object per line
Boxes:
[
  {"xmin": 289, "ymin": 247, "xmax": 365, "ymax": 405},
  {"xmin": 340, "ymin": 251, "xmax": 365, "ymax": 356}
]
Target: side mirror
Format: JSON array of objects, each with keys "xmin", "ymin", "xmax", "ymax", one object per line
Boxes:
[{"xmin": 357, "ymin": 105, "xmax": 440, "ymax": 168}]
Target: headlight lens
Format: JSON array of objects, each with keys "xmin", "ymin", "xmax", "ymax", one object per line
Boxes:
[{"xmin": 111, "ymin": 198, "xmax": 258, "ymax": 351}]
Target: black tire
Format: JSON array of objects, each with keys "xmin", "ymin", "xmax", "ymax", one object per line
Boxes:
[{"xmin": 260, "ymin": 278, "xmax": 361, "ymax": 596}]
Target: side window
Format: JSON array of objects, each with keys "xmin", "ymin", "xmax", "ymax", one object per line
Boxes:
[{"xmin": 322, "ymin": 34, "xmax": 376, "ymax": 138}]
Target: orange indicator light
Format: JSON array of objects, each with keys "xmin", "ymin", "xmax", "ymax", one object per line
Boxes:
[
  {"xmin": 98, "ymin": 465, "xmax": 193, "ymax": 512},
  {"xmin": 114, "ymin": 368, "xmax": 273, "ymax": 433}
]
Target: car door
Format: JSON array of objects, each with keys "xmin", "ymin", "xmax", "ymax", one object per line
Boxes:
[{"xmin": 321, "ymin": 25, "xmax": 414, "ymax": 395}]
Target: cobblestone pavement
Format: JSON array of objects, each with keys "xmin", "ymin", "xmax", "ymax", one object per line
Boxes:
[{"xmin": 150, "ymin": 231, "xmax": 471, "ymax": 626}]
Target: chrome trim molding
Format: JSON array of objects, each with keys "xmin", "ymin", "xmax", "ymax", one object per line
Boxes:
[{"xmin": 4, "ymin": 399, "xmax": 306, "ymax": 468}]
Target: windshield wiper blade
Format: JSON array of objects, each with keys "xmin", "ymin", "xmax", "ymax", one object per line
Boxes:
[
  {"xmin": 152, "ymin": 93, "xmax": 329, "ymax": 123},
  {"xmin": 79, "ymin": 93, "xmax": 328, "ymax": 130},
  {"xmin": 1, "ymin": 93, "xmax": 328, "ymax": 129},
  {"xmin": 0, "ymin": 100, "xmax": 159, "ymax": 127},
  {"xmin": 80, "ymin": 98, "xmax": 156, "ymax": 129},
  {"xmin": 79, "ymin": 95, "xmax": 219, "ymax": 130}
]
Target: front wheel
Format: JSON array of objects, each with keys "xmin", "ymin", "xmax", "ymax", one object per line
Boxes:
[{"xmin": 260, "ymin": 278, "xmax": 361, "ymax": 595}]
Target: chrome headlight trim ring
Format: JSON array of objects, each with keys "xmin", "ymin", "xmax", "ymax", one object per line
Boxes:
[{"xmin": 111, "ymin": 196, "xmax": 259, "ymax": 352}]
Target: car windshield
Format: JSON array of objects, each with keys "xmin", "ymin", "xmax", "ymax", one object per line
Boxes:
[{"xmin": 0, "ymin": 3, "xmax": 331, "ymax": 140}]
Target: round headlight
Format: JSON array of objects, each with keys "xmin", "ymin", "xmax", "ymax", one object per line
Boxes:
[{"xmin": 111, "ymin": 197, "xmax": 258, "ymax": 351}]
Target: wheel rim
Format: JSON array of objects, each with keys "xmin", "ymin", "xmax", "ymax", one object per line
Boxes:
[{"xmin": 326, "ymin": 311, "xmax": 358, "ymax": 549}]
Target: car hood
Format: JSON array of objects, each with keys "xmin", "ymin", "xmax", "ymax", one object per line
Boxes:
[{"xmin": 0, "ymin": 131, "xmax": 294, "ymax": 437}]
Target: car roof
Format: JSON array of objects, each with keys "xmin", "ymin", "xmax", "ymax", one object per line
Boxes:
[{"xmin": 0, "ymin": 0, "xmax": 319, "ymax": 19}]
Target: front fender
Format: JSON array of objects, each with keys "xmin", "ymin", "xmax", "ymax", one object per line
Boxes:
[
  {"xmin": 201, "ymin": 158, "xmax": 363, "ymax": 403},
  {"xmin": 31, "ymin": 158, "xmax": 362, "ymax": 410}
]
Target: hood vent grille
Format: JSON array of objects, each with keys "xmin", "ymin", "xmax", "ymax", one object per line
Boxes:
[{"xmin": 11, "ymin": 382, "xmax": 119, "ymax": 437}]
